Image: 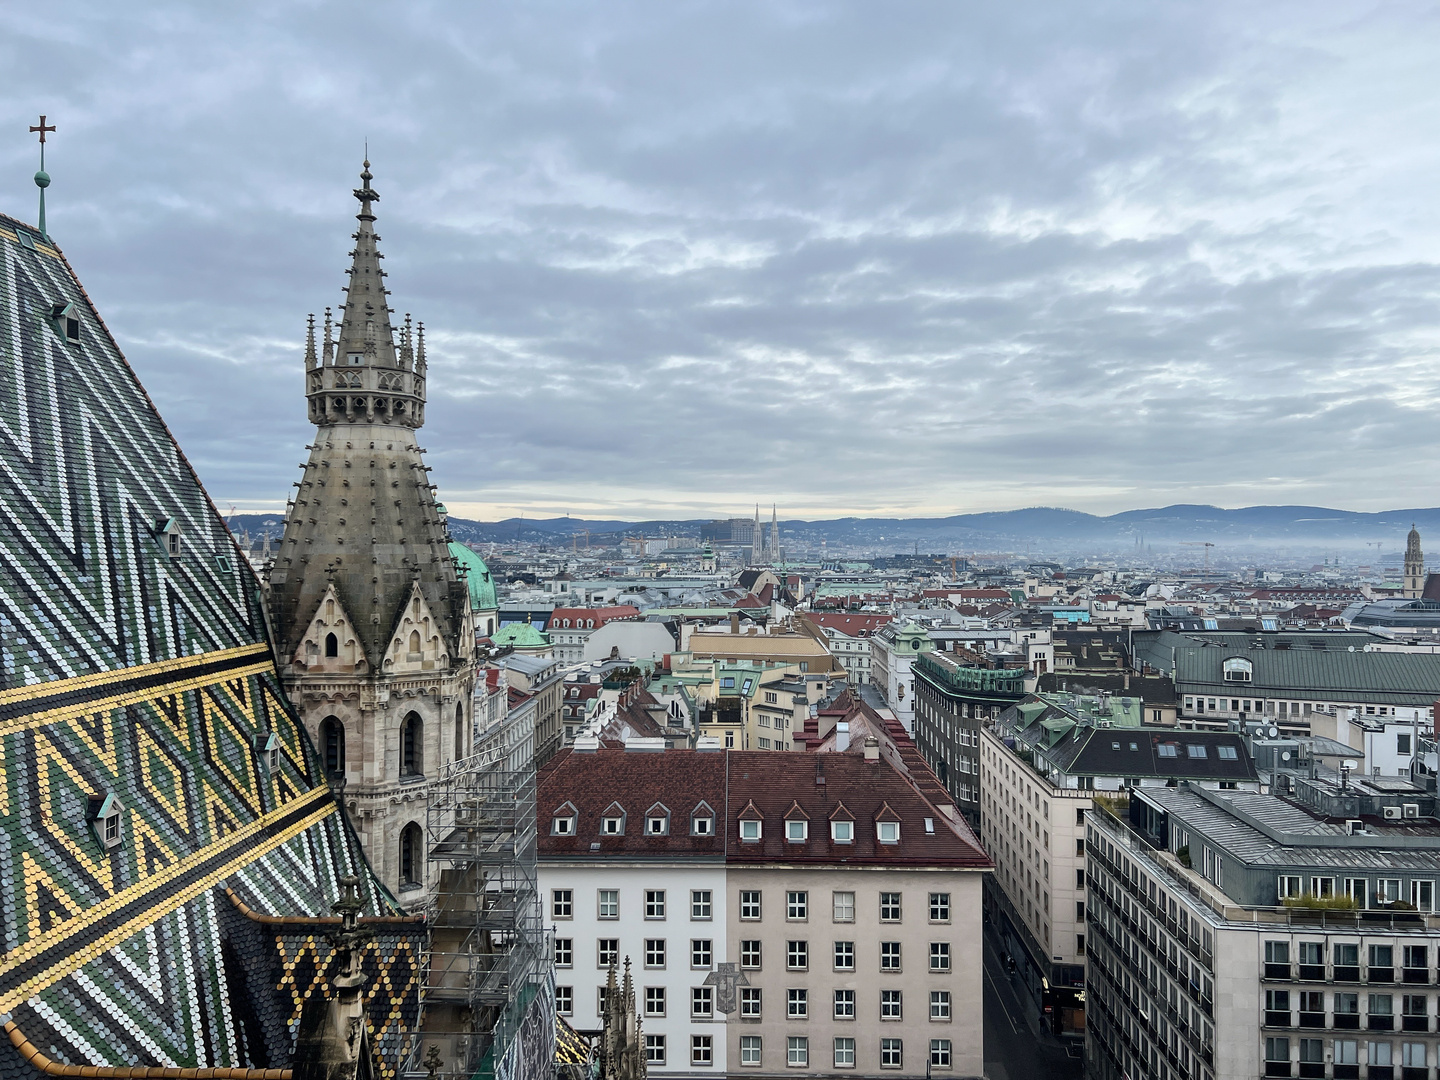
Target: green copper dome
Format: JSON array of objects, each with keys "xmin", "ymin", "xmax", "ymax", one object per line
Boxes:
[
  {"xmin": 449, "ymin": 541, "xmax": 498, "ymax": 611},
  {"xmin": 491, "ymin": 620, "xmax": 550, "ymax": 648}
]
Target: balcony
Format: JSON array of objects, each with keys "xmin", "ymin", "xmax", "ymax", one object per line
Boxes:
[
  {"xmin": 1333, "ymin": 1067, "xmax": 1359, "ymax": 1080},
  {"xmin": 1401, "ymin": 967, "xmax": 1429, "ymax": 985},
  {"xmin": 1265, "ymin": 1011, "xmax": 1293, "ymax": 1028},
  {"xmin": 1367, "ymin": 1068, "xmax": 1394, "ymax": 1080},
  {"xmin": 1298, "ymin": 1012, "xmax": 1325, "ymax": 1028},
  {"xmin": 1334, "ymin": 1013, "xmax": 1361, "ymax": 1029},
  {"xmin": 1265, "ymin": 963, "xmax": 1293, "ymax": 980},
  {"xmin": 1298, "ymin": 964, "xmax": 1325, "ymax": 981},
  {"xmin": 1368, "ymin": 967, "xmax": 1395, "ymax": 984},
  {"xmin": 1299, "ymin": 1065, "xmax": 1324, "ymax": 1079},
  {"xmin": 1402, "ymin": 1015, "xmax": 1429, "ymax": 1032},
  {"xmin": 1335, "ymin": 965, "xmax": 1362, "ymax": 982},
  {"xmin": 1367, "ymin": 1015, "xmax": 1394, "ymax": 1031},
  {"xmin": 1264, "ymin": 1063, "xmax": 1292, "ymax": 1077}
]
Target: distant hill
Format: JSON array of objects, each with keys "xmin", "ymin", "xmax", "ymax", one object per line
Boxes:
[{"xmin": 223, "ymin": 504, "xmax": 1440, "ymax": 552}]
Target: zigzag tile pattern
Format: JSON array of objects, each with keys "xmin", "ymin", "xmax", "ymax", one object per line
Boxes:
[{"xmin": 0, "ymin": 213, "xmax": 422, "ymax": 1080}]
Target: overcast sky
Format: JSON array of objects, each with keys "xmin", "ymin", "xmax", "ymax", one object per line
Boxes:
[{"xmin": 6, "ymin": 2, "xmax": 1440, "ymax": 522}]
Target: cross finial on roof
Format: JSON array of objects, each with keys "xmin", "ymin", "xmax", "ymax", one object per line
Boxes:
[{"xmin": 29, "ymin": 115, "xmax": 56, "ymax": 239}]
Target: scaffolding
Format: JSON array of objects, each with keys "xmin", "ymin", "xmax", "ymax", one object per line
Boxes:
[{"xmin": 411, "ymin": 745, "xmax": 553, "ymax": 1080}]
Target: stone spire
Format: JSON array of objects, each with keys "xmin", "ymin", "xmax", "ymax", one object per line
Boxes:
[
  {"xmin": 305, "ymin": 161, "xmax": 426, "ymax": 430},
  {"xmin": 1405, "ymin": 525, "xmax": 1424, "ymax": 599}
]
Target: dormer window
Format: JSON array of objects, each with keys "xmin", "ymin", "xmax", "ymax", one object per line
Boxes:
[
  {"xmin": 739, "ymin": 819, "xmax": 761, "ymax": 841},
  {"xmin": 553, "ymin": 815, "xmax": 574, "ymax": 835},
  {"xmin": 692, "ymin": 815, "xmax": 712, "ymax": 836},
  {"xmin": 49, "ymin": 301, "xmax": 81, "ymax": 342},
  {"xmin": 602, "ymin": 817, "xmax": 622, "ymax": 834},
  {"xmin": 87, "ymin": 793, "xmax": 124, "ymax": 851},
  {"xmin": 786, "ymin": 819, "xmax": 807, "ymax": 842},
  {"xmin": 831, "ymin": 820, "xmax": 854, "ymax": 843},
  {"xmin": 255, "ymin": 731, "xmax": 281, "ymax": 771},
  {"xmin": 646, "ymin": 803, "xmax": 670, "ymax": 836},
  {"xmin": 877, "ymin": 821, "xmax": 900, "ymax": 843},
  {"xmin": 1223, "ymin": 657, "xmax": 1252, "ymax": 682},
  {"xmin": 155, "ymin": 518, "xmax": 182, "ymax": 558}
]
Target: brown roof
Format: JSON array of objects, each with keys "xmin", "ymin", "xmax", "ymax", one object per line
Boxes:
[
  {"xmin": 538, "ymin": 748, "xmax": 726, "ymax": 857},
  {"xmin": 536, "ymin": 747, "xmax": 989, "ymax": 869},
  {"xmin": 726, "ymin": 751, "xmax": 990, "ymax": 868},
  {"xmin": 807, "ymin": 612, "xmax": 893, "ymax": 637}
]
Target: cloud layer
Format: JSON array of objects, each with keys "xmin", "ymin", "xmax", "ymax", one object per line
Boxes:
[{"xmin": 5, "ymin": 1, "xmax": 1440, "ymax": 520}]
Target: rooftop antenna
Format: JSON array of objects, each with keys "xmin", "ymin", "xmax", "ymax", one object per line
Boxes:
[{"xmin": 29, "ymin": 114, "xmax": 56, "ymax": 240}]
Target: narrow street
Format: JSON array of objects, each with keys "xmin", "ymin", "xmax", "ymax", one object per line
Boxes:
[{"xmin": 982, "ymin": 931, "xmax": 1083, "ymax": 1080}]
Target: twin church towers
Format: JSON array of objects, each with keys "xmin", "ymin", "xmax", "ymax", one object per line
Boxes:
[{"xmin": 266, "ymin": 162, "xmax": 475, "ymax": 901}]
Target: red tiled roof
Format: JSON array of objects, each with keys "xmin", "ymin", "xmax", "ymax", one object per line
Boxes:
[
  {"xmin": 536, "ymin": 747, "xmax": 989, "ymax": 869},
  {"xmin": 547, "ymin": 606, "xmax": 641, "ymax": 630},
  {"xmin": 538, "ymin": 749, "xmax": 726, "ymax": 857},
  {"xmin": 726, "ymin": 751, "xmax": 989, "ymax": 868},
  {"xmin": 807, "ymin": 613, "xmax": 893, "ymax": 637}
]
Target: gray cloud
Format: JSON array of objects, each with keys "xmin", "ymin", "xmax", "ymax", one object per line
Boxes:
[{"xmin": 5, "ymin": 1, "xmax": 1440, "ymax": 520}]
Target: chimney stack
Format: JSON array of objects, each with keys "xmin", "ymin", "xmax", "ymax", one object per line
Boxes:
[
  {"xmin": 730, "ymin": 612, "xmax": 740, "ymax": 634},
  {"xmin": 864, "ymin": 735, "xmax": 880, "ymax": 762}
]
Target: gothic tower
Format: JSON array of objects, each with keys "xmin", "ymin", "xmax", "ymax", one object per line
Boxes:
[
  {"xmin": 1405, "ymin": 525, "xmax": 1424, "ymax": 599},
  {"xmin": 268, "ymin": 161, "xmax": 475, "ymax": 903}
]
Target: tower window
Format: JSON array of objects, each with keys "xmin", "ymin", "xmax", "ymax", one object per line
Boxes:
[
  {"xmin": 348, "ymin": 353, "xmax": 363, "ymax": 366},
  {"xmin": 401, "ymin": 712, "xmax": 423, "ymax": 777},
  {"xmin": 321, "ymin": 716, "xmax": 345, "ymax": 777},
  {"xmin": 400, "ymin": 823, "xmax": 423, "ymax": 887},
  {"xmin": 325, "ymin": 632, "xmax": 339, "ymax": 657}
]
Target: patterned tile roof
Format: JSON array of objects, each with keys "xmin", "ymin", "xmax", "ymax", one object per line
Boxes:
[{"xmin": 0, "ymin": 211, "xmax": 420, "ymax": 1079}]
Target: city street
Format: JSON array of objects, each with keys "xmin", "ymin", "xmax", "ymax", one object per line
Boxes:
[{"xmin": 982, "ymin": 931, "xmax": 1083, "ymax": 1080}]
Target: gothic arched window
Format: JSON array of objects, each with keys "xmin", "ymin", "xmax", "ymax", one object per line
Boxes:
[
  {"xmin": 401, "ymin": 713, "xmax": 423, "ymax": 777},
  {"xmin": 454, "ymin": 703, "xmax": 465, "ymax": 760},
  {"xmin": 400, "ymin": 823, "xmax": 422, "ymax": 887},
  {"xmin": 324, "ymin": 632, "xmax": 338, "ymax": 658},
  {"xmin": 409, "ymin": 630, "xmax": 422, "ymax": 656},
  {"xmin": 321, "ymin": 716, "xmax": 345, "ymax": 777}
]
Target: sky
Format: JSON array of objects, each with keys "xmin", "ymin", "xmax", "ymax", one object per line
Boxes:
[{"xmin": 5, "ymin": 2, "xmax": 1440, "ymax": 523}]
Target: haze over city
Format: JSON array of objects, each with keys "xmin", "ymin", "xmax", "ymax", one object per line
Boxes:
[{"xmin": 7, "ymin": 2, "xmax": 1440, "ymax": 523}]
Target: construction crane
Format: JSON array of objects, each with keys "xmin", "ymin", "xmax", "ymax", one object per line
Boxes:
[{"xmin": 1180, "ymin": 541, "xmax": 1216, "ymax": 577}]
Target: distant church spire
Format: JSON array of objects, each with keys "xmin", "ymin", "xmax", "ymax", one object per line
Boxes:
[{"xmin": 1405, "ymin": 524, "xmax": 1424, "ymax": 599}]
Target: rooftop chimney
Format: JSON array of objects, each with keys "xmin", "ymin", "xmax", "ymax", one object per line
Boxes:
[
  {"xmin": 864, "ymin": 735, "xmax": 880, "ymax": 762},
  {"xmin": 730, "ymin": 612, "xmax": 740, "ymax": 634}
]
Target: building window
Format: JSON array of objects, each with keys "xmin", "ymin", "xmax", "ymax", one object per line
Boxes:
[
  {"xmin": 645, "ymin": 987, "xmax": 666, "ymax": 1017},
  {"xmin": 692, "ymin": 939, "xmax": 712, "ymax": 969},
  {"xmin": 740, "ymin": 987, "xmax": 763, "ymax": 1017},
  {"xmin": 787, "ymin": 941, "xmax": 808, "ymax": 970},
  {"xmin": 831, "ymin": 819, "xmax": 854, "ymax": 843},
  {"xmin": 741, "ymin": 940, "xmax": 762, "ymax": 969},
  {"xmin": 647, "ymin": 813, "xmax": 668, "ymax": 835},
  {"xmin": 692, "ymin": 890, "xmax": 713, "ymax": 920},
  {"xmin": 555, "ymin": 985, "xmax": 573, "ymax": 1015},
  {"xmin": 881, "ymin": 989, "xmax": 902, "ymax": 1020},
  {"xmin": 787, "ymin": 1037, "xmax": 808, "ymax": 1068},
  {"xmin": 692, "ymin": 813, "xmax": 713, "ymax": 835},
  {"xmin": 691, "ymin": 1035, "xmax": 713, "ymax": 1067},
  {"xmin": 833, "ymin": 1037, "xmax": 855, "ymax": 1068},
  {"xmin": 787, "ymin": 988, "xmax": 808, "ymax": 1018},
  {"xmin": 645, "ymin": 1035, "xmax": 665, "ymax": 1066},
  {"xmin": 645, "ymin": 890, "xmax": 666, "ymax": 919},
  {"xmin": 740, "ymin": 1036, "xmax": 762, "ymax": 1067},
  {"xmin": 881, "ymin": 941, "xmax": 901, "ymax": 971},
  {"xmin": 929, "ymin": 893, "xmax": 950, "ymax": 922},
  {"xmin": 786, "ymin": 819, "xmax": 808, "ymax": 842},
  {"xmin": 834, "ymin": 941, "xmax": 855, "ymax": 970},
  {"xmin": 400, "ymin": 713, "xmax": 423, "ymax": 776},
  {"xmin": 929, "ymin": 1040, "xmax": 951, "ymax": 1069},
  {"xmin": 692, "ymin": 986, "xmax": 713, "ymax": 1018},
  {"xmin": 598, "ymin": 889, "xmax": 619, "ymax": 919},
  {"xmin": 880, "ymin": 1038, "xmax": 902, "ymax": 1068},
  {"xmin": 598, "ymin": 939, "xmax": 619, "ymax": 967},
  {"xmin": 930, "ymin": 943, "xmax": 951, "ymax": 972},
  {"xmin": 880, "ymin": 892, "xmax": 902, "ymax": 922},
  {"xmin": 741, "ymin": 891, "xmax": 762, "ymax": 920},
  {"xmin": 555, "ymin": 939, "xmax": 573, "ymax": 967},
  {"xmin": 399, "ymin": 824, "xmax": 422, "ymax": 887},
  {"xmin": 740, "ymin": 818, "xmax": 762, "ymax": 841},
  {"xmin": 877, "ymin": 820, "xmax": 900, "ymax": 844},
  {"xmin": 930, "ymin": 990, "xmax": 951, "ymax": 1020},
  {"xmin": 1265, "ymin": 1038, "xmax": 1290, "ymax": 1074},
  {"xmin": 551, "ymin": 890, "xmax": 573, "ymax": 919},
  {"xmin": 602, "ymin": 815, "xmax": 624, "ymax": 835},
  {"xmin": 597, "ymin": 986, "xmax": 609, "ymax": 1016},
  {"xmin": 321, "ymin": 716, "xmax": 345, "ymax": 777},
  {"xmin": 552, "ymin": 814, "xmax": 575, "ymax": 835},
  {"xmin": 833, "ymin": 891, "xmax": 855, "ymax": 922},
  {"xmin": 787, "ymin": 891, "xmax": 808, "ymax": 920},
  {"xmin": 834, "ymin": 989, "xmax": 855, "ymax": 1019}
]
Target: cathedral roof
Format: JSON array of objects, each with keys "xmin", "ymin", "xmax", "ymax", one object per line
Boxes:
[
  {"xmin": 493, "ymin": 621, "xmax": 551, "ymax": 648},
  {"xmin": 450, "ymin": 541, "xmax": 497, "ymax": 611},
  {"xmin": 0, "ymin": 210, "xmax": 420, "ymax": 1078}
]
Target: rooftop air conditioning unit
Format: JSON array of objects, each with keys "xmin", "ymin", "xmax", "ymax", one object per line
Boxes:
[
  {"xmin": 1346, "ymin": 819, "xmax": 1364, "ymax": 835},
  {"xmin": 1383, "ymin": 806, "xmax": 1403, "ymax": 820},
  {"xmin": 1403, "ymin": 804, "xmax": 1420, "ymax": 818}
]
